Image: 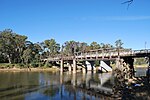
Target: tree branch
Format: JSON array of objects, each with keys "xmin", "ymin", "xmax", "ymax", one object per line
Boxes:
[{"xmin": 122, "ymin": 0, "xmax": 134, "ymax": 9}]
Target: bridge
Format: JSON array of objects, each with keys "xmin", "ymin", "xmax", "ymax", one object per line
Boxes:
[{"xmin": 43, "ymin": 48, "xmax": 150, "ymax": 74}]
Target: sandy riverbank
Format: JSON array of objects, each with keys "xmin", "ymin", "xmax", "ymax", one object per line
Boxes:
[{"xmin": 0, "ymin": 67, "xmax": 60, "ymax": 72}]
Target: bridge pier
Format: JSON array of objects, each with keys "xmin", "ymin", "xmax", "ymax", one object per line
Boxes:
[
  {"xmin": 123, "ymin": 57, "xmax": 134, "ymax": 78},
  {"xmin": 80, "ymin": 61, "xmax": 87, "ymax": 73},
  {"xmin": 73, "ymin": 59, "xmax": 77, "ymax": 73},
  {"xmin": 85, "ymin": 61, "xmax": 96, "ymax": 72},
  {"xmin": 67, "ymin": 62, "xmax": 72, "ymax": 72},
  {"xmin": 115, "ymin": 58, "xmax": 120, "ymax": 70},
  {"xmin": 60, "ymin": 59, "xmax": 64, "ymax": 72},
  {"xmin": 82, "ymin": 67, "xmax": 87, "ymax": 73}
]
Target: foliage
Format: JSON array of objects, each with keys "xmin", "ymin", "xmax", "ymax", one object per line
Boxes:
[
  {"xmin": 62, "ymin": 40, "xmax": 78, "ymax": 55},
  {"xmin": 22, "ymin": 48, "xmax": 32, "ymax": 64},
  {"xmin": 134, "ymin": 58, "xmax": 147, "ymax": 65},
  {"xmin": 90, "ymin": 42, "xmax": 100, "ymax": 50},
  {"xmin": 115, "ymin": 39, "xmax": 123, "ymax": 49},
  {"xmin": 0, "ymin": 29, "xmax": 125, "ymax": 69},
  {"xmin": 0, "ymin": 29, "xmax": 27, "ymax": 63},
  {"xmin": 44, "ymin": 39, "xmax": 60, "ymax": 57},
  {"xmin": 44, "ymin": 61, "xmax": 52, "ymax": 68},
  {"xmin": 95, "ymin": 60, "xmax": 100, "ymax": 67},
  {"xmin": 31, "ymin": 62, "xmax": 39, "ymax": 68}
]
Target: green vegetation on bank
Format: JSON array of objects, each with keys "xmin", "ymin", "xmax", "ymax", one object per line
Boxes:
[{"xmin": 0, "ymin": 29, "xmax": 124, "ymax": 68}]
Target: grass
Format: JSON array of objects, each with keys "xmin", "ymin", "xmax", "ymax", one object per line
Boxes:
[
  {"xmin": 110, "ymin": 63, "xmax": 148, "ymax": 69},
  {"xmin": 134, "ymin": 64, "xmax": 148, "ymax": 68}
]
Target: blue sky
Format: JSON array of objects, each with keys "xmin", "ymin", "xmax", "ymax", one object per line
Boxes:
[{"xmin": 0, "ymin": 0, "xmax": 150, "ymax": 49}]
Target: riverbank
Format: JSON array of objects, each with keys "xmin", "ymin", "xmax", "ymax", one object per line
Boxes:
[
  {"xmin": 0, "ymin": 67, "xmax": 60, "ymax": 72},
  {"xmin": 0, "ymin": 63, "xmax": 60, "ymax": 72}
]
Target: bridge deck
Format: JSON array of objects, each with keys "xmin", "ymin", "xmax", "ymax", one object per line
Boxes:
[{"xmin": 43, "ymin": 49, "xmax": 150, "ymax": 61}]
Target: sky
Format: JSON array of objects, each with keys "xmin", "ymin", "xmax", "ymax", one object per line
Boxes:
[{"xmin": 0, "ymin": 0, "xmax": 150, "ymax": 50}]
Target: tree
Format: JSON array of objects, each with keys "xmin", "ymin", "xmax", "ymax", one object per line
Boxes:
[
  {"xmin": 100, "ymin": 43, "xmax": 113, "ymax": 49},
  {"xmin": 90, "ymin": 42, "xmax": 100, "ymax": 50},
  {"xmin": 78, "ymin": 42, "xmax": 88, "ymax": 52},
  {"xmin": 63, "ymin": 41, "xmax": 77, "ymax": 55},
  {"xmin": 22, "ymin": 48, "xmax": 32, "ymax": 64},
  {"xmin": 23, "ymin": 41, "xmax": 43, "ymax": 64},
  {"xmin": 115, "ymin": 39, "xmax": 124, "ymax": 58},
  {"xmin": 115, "ymin": 39, "xmax": 123, "ymax": 49},
  {"xmin": 44, "ymin": 39, "xmax": 60, "ymax": 57},
  {"xmin": 13, "ymin": 34, "xmax": 27, "ymax": 63},
  {"xmin": 0, "ymin": 29, "xmax": 27, "ymax": 63}
]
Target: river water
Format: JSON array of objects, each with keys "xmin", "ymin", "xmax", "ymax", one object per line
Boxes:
[{"xmin": 0, "ymin": 68, "xmax": 147, "ymax": 100}]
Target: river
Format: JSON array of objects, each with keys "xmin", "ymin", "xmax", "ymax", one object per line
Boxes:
[{"xmin": 0, "ymin": 67, "xmax": 148, "ymax": 100}]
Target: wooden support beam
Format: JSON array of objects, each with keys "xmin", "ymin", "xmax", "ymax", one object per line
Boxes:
[
  {"xmin": 67, "ymin": 62, "xmax": 72, "ymax": 72},
  {"xmin": 73, "ymin": 59, "xmax": 77, "ymax": 73},
  {"xmin": 60, "ymin": 59, "xmax": 64, "ymax": 72}
]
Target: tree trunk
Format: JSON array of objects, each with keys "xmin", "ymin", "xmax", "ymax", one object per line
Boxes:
[{"xmin": 7, "ymin": 55, "xmax": 12, "ymax": 64}]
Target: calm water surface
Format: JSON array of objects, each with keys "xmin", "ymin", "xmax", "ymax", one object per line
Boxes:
[
  {"xmin": 0, "ymin": 68, "xmax": 147, "ymax": 100},
  {"xmin": 0, "ymin": 71, "xmax": 114, "ymax": 100}
]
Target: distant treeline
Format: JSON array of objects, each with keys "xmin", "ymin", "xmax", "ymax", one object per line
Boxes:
[{"xmin": 0, "ymin": 29, "xmax": 123, "ymax": 66}]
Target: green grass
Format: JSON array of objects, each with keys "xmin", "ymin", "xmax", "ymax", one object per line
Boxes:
[
  {"xmin": 134, "ymin": 64, "xmax": 148, "ymax": 68},
  {"xmin": 0, "ymin": 63, "xmax": 25, "ymax": 68}
]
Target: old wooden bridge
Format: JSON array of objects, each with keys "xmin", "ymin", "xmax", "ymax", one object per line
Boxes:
[{"xmin": 43, "ymin": 48, "xmax": 150, "ymax": 73}]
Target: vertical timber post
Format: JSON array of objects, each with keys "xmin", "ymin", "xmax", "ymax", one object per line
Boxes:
[
  {"xmin": 128, "ymin": 57, "xmax": 134, "ymax": 78},
  {"xmin": 73, "ymin": 59, "xmax": 77, "ymax": 73},
  {"xmin": 115, "ymin": 58, "xmax": 120, "ymax": 70},
  {"xmin": 60, "ymin": 59, "xmax": 64, "ymax": 72},
  {"xmin": 82, "ymin": 61, "xmax": 87, "ymax": 73},
  {"xmin": 67, "ymin": 62, "xmax": 72, "ymax": 72}
]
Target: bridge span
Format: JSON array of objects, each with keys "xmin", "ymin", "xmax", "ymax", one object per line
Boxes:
[{"xmin": 43, "ymin": 48, "xmax": 150, "ymax": 74}]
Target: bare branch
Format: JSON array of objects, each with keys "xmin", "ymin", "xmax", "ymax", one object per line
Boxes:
[
  {"xmin": 122, "ymin": 0, "xmax": 133, "ymax": 4},
  {"xmin": 122, "ymin": 0, "xmax": 134, "ymax": 9}
]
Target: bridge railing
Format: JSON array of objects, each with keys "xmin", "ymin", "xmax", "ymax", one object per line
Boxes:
[
  {"xmin": 75, "ymin": 48, "xmax": 133, "ymax": 59},
  {"xmin": 133, "ymin": 49, "xmax": 150, "ymax": 54},
  {"xmin": 43, "ymin": 49, "xmax": 150, "ymax": 61}
]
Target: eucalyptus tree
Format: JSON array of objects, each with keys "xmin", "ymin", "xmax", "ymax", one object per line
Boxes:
[
  {"xmin": 90, "ymin": 41, "xmax": 101, "ymax": 50},
  {"xmin": 115, "ymin": 39, "xmax": 123, "ymax": 49},
  {"xmin": 0, "ymin": 29, "xmax": 27, "ymax": 63},
  {"xmin": 44, "ymin": 39, "xmax": 60, "ymax": 57},
  {"xmin": 63, "ymin": 41, "xmax": 81, "ymax": 56},
  {"xmin": 78, "ymin": 42, "xmax": 88, "ymax": 52},
  {"xmin": 22, "ymin": 41, "xmax": 43, "ymax": 64},
  {"xmin": 13, "ymin": 34, "xmax": 27, "ymax": 63},
  {"xmin": 22, "ymin": 48, "xmax": 32, "ymax": 64},
  {"xmin": 103, "ymin": 43, "xmax": 114, "ymax": 49},
  {"xmin": 115, "ymin": 39, "xmax": 124, "ymax": 58}
]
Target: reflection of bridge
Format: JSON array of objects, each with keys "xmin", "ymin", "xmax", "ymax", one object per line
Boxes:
[
  {"xmin": 43, "ymin": 49, "xmax": 150, "ymax": 73},
  {"xmin": 61, "ymin": 72, "xmax": 113, "ymax": 96}
]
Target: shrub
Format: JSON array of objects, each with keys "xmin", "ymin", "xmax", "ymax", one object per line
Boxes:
[
  {"xmin": 31, "ymin": 62, "xmax": 39, "ymax": 68},
  {"xmin": 44, "ymin": 62, "xmax": 52, "ymax": 68},
  {"xmin": 18, "ymin": 63, "xmax": 26, "ymax": 68}
]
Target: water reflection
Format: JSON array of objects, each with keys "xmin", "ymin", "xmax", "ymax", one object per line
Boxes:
[{"xmin": 0, "ymin": 71, "xmax": 113, "ymax": 100}]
